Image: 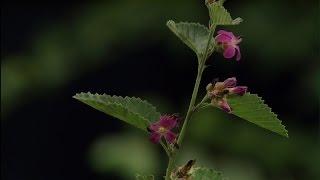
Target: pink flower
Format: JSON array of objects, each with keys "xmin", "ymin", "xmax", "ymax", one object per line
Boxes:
[
  {"xmin": 206, "ymin": 77, "xmax": 248, "ymax": 112},
  {"xmin": 223, "ymin": 77, "xmax": 237, "ymax": 88},
  {"xmin": 215, "ymin": 30, "xmax": 242, "ymax": 61},
  {"xmin": 148, "ymin": 115, "xmax": 178, "ymax": 144}
]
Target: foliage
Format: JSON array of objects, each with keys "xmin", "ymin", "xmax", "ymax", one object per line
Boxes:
[
  {"xmin": 167, "ymin": 21, "xmax": 214, "ymax": 59},
  {"xmin": 228, "ymin": 93, "xmax": 288, "ymax": 137},
  {"xmin": 73, "ymin": 92, "xmax": 160, "ymax": 131},
  {"xmin": 136, "ymin": 174, "xmax": 154, "ymax": 180},
  {"xmin": 74, "ymin": 0, "xmax": 288, "ymax": 179},
  {"xmin": 190, "ymin": 167, "xmax": 226, "ymax": 180}
]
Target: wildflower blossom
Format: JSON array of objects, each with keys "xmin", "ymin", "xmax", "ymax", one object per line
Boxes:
[
  {"xmin": 215, "ymin": 30, "xmax": 242, "ymax": 61},
  {"xmin": 206, "ymin": 77, "xmax": 247, "ymax": 112},
  {"xmin": 148, "ymin": 115, "xmax": 179, "ymax": 144}
]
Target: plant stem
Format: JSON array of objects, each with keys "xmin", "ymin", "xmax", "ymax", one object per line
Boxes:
[
  {"xmin": 165, "ymin": 154, "xmax": 175, "ymax": 180},
  {"xmin": 193, "ymin": 94, "xmax": 209, "ymax": 112},
  {"xmin": 164, "ymin": 66, "xmax": 204, "ymax": 180},
  {"xmin": 160, "ymin": 141, "xmax": 170, "ymax": 156},
  {"xmin": 177, "ymin": 28, "xmax": 215, "ymax": 146},
  {"xmin": 164, "ymin": 28, "xmax": 215, "ymax": 180},
  {"xmin": 177, "ymin": 66, "xmax": 205, "ymax": 145}
]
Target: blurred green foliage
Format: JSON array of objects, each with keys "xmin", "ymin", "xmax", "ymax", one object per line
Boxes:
[
  {"xmin": 88, "ymin": 133, "xmax": 160, "ymax": 179},
  {"xmin": 3, "ymin": 0, "xmax": 318, "ymax": 115}
]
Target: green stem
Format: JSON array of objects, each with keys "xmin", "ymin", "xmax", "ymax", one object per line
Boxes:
[
  {"xmin": 177, "ymin": 66, "xmax": 204, "ymax": 145},
  {"xmin": 164, "ymin": 66, "xmax": 204, "ymax": 180},
  {"xmin": 177, "ymin": 27, "xmax": 215, "ymax": 146},
  {"xmin": 164, "ymin": 63, "xmax": 205, "ymax": 180},
  {"xmin": 193, "ymin": 94, "xmax": 209, "ymax": 112},
  {"xmin": 160, "ymin": 141, "xmax": 170, "ymax": 156},
  {"xmin": 165, "ymin": 155, "xmax": 176, "ymax": 180},
  {"xmin": 164, "ymin": 27, "xmax": 215, "ymax": 180}
]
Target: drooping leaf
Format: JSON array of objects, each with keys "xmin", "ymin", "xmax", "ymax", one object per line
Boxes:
[
  {"xmin": 167, "ymin": 20, "xmax": 215, "ymax": 58},
  {"xmin": 227, "ymin": 93, "xmax": 288, "ymax": 137},
  {"xmin": 190, "ymin": 167, "xmax": 226, "ymax": 180},
  {"xmin": 73, "ymin": 92, "xmax": 161, "ymax": 131},
  {"xmin": 135, "ymin": 174, "xmax": 154, "ymax": 180},
  {"xmin": 207, "ymin": 1, "xmax": 242, "ymax": 25}
]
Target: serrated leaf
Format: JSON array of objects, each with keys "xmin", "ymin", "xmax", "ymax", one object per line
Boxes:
[
  {"xmin": 135, "ymin": 174, "xmax": 154, "ymax": 180},
  {"xmin": 228, "ymin": 93, "xmax": 288, "ymax": 137},
  {"xmin": 190, "ymin": 167, "xmax": 226, "ymax": 180},
  {"xmin": 73, "ymin": 92, "xmax": 161, "ymax": 131},
  {"xmin": 167, "ymin": 20, "xmax": 214, "ymax": 58},
  {"xmin": 207, "ymin": 1, "xmax": 242, "ymax": 25}
]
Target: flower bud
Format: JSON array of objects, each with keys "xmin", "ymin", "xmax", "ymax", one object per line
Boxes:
[
  {"xmin": 229, "ymin": 86, "xmax": 247, "ymax": 96},
  {"xmin": 223, "ymin": 77, "xmax": 237, "ymax": 88},
  {"xmin": 206, "ymin": 77, "xmax": 248, "ymax": 113}
]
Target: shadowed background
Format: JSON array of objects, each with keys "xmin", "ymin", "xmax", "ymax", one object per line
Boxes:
[{"xmin": 2, "ymin": 0, "xmax": 319, "ymax": 179}]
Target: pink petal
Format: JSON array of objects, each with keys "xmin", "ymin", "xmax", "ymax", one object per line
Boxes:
[
  {"xmin": 223, "ymin": 46, "xmax": 236, "ymax": 59},
  {"xmin": 150, "ymin": 132, "xmax": 161, "ymax": 144},
  {"xmin": 218, "ymin": 99, "xmax": 232, "ymax": 113},
  {"xmin": 217, "ymin": 30, "xmax": 235, "ymax": 38},
  {"xmin": 215, "ymin": 34, "xmax": 232, "ymax": 43},
  {"xmin": 223, "ymin": 77, "xmax": 237, "ymax": 88},
  {"xmin": 229, "ymin": 86, "xmax": 247, "ymax": 96},
  {"xmin": 148, "ymin": 123, "xmax": 160, "ymax": 132},
  {"xmin": 235, "ymin": 46, "xmax": 241, "ymax": 61},
  {"xmin": 159, "ymin": 115, "xmax": 177, "ymax": 130},
  {"xmin": 165, "ymin": 131, "xmax": 176, "ymax": 144}
]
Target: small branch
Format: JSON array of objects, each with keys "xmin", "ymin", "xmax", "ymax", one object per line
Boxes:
[
  {"xmin": 177, "ymin": 27, "xmax": 215, "ymax": 146},
  {"xmin": 165, "ymin": 155, "xmax": 175, "ymax": 180},
  {"xmin": 193, "ymin": 94, "xmax": 209, "ymax": 112},
  {"xmin": 160, "ymin": 140, "xmax": 170, "ymax": 156},
  {"xmin": 164, "ymin": 26, "xmax": 216, "ymax": 180}
]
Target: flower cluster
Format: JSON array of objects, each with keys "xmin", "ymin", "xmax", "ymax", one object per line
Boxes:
[
  {"xmin": 215, "ymin": 30, "xmax": 242, "ymax": 61},
  {"xmin": 148, "ymin": 114, "xmax": 179, "ymax": 144},
  {"xmin": 206, "ymin": 77, "xmax": 247, "ymax": 112}
]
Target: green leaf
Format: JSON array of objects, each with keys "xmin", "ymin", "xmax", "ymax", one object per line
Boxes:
[
  {"xmin": 171, "ymin": 160, "xmax": 225, "ymax": 180},
  {"xmin": 207, "ymin": 1, "xmax": 242, "ymax": 25},
  {"xmin": 73, "ymin": 92, "xmax": 161, "ymax": 131},
  {"xmin": 135, "ymin": 174, "xmax": 154, "ymax": 180},
  {"xmin": 190, "ymin": 167, "xmax": 226, "ymax": 180},
  {"xmin": 228, "ymin": 93, "xmax": 288, "ymax": 137},
  {"xmin": 167, "ymin": 20, "xmax": 214, "ymax": 58}
]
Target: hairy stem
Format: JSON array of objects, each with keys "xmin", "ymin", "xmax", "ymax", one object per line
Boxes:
[
  {"xmin": 193, "ymin": 94, "xmax": 209, "ymax": 112},
  {"xmin": 165, "ymin": 154, "xmax": 176, "ymax": 180},
  {"xmin": 160, "ymin": 141, "xmax": 170, "ymax": 156},
  {"xmin": 177, "ymin": 66, "xmax": 204, "ymax": 145},
  {"xmin": 164, "ymin": 64, "xmax": 204, "ymax": 180},
  {"xmin": 178, "ymin": 28, "xmax": 215, "ymax": 146},
  {"xmin": 164, "ymin": 28, "xmax": 215, "ymax": 180}
]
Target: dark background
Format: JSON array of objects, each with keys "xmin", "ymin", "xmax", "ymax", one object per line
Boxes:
[{"xmin": 2, "ymin": 0, "xmax": 319, "ymax": 180}]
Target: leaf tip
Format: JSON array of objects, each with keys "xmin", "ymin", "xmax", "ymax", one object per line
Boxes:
[
  {"xmin": 166, "ymin": 20, "xmax": 176, "ymax": 30},
  {"xmin": 232, "ymin": 17, "xmax": 243, "ymax": 25},
  {"xmin": 166, "ymin": 20, "xmax": 175, "ymax": 25},
  {"xmin": 72, "ymin": 93, "xmax": 81, "ymax": 99},
  {"xmin": 283, "ymin": 130, "xmax": 289, "ymax": 138}
]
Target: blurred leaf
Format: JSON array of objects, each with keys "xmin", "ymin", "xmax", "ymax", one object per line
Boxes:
[
  {"xmin": 135, "ymin": 174, "xmax": 154, "ymax": 180},
  {"xmin": 73, "ymin": 92, "xmax": 161, "ymax": 130},
  {"xmin": 167, "ymin": 20, "xmax": 214, "ymax": 59},
  {"xmin": 228, "ymin": 93, "xmax": 288, "ymax": 137},
  {"xmin": 190, "ymin": 167, "xmax": 226, "ymax": 180},
  {"xmin": 207, "ymin": 1, "xmax": 242, "ymax": 25},
  {"xmin": 89, "ymin": 134, "xmax": 159, "ymax": 178}
]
